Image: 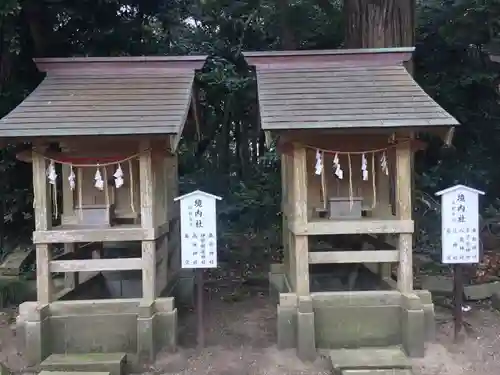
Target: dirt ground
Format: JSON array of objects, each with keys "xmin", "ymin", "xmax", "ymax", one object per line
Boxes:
[{"xmin": 2, "ymin": 284, "xmax": 500, "ymax": 375}]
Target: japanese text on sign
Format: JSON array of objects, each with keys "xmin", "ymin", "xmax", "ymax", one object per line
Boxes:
[
  {"xmin": 436, "ymin": 185, "xmax": 484, "ymax": 264},
  {"xmin": 175, "ymin": 191, "xmax": 222, "ymax": 269}
]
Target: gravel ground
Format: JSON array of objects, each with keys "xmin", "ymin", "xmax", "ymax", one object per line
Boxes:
[{"xmin": 2, "ymin": 287, "xmax": 500, "ymax": 375}]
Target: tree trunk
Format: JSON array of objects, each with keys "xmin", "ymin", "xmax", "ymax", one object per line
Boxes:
[
  {"xmin": 343, "ymin": 0, "xmax": 417, "ymax": 246},
  {"xmin": 276, "ymin": 0, "xmax": 297, "ymax": 49},
  {"xmin": 21, "ymin": 0, "xmax": 52, "ymax": 56},
  {"xmin": 343, "ymin": 0, "xmax": 415, "ymax": 49}
]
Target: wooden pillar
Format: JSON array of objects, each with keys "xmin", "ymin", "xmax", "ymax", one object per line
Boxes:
[
  {"xmin": 395, "ymin": 137, "xmax": 413, "ymax": 293},
  {"xmin": 153, "ymin": 143, "xmax": 170, "ymax": 228},
  {"xmin": 61, "ymin": 165, "xmax": 75, "ymax": 222},
  {"xmin": 281, "ymin": 153, "xmax": 290, "ymax": 275},
  {"xmin": 142, "ymin": 240, "xmax": 156, "ymax": 301},
  {"xmin": 139, "ymin": 139, "xmax": 156, "ymax": 301},
  {"xmin": 291, "ymin": 145, "xmax": 310, "ymax": 296},
  {"xmin": 139, "ymin": 140, "xmax": 154, "ymax": 229},
  {"xmin": 32, "ymin": 145, "xmax": 53, "ymax": 304},
  {"xmin": 156, "ymin": 235, "xmax": 168, "ymax": 296}
]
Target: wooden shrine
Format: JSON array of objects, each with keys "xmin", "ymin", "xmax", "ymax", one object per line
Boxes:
[
  {"xmin": 3, "ymin": 55, "xmax": 206, "ymax": 365},
  {"xmin": 245, "ymin": 47, "xmax": 459, "ymax": 359}
]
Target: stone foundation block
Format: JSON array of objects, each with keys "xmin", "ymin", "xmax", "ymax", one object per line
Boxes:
[
  {"xmin": 297, "ymin": 297, "xmax": 316, "ymax": 361},
  {"xmin": 277, "ymin": 305, "xmax": 296, "ymax": 349}
]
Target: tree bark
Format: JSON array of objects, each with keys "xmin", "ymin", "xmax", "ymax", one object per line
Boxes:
[
  {"xmin": 21, "ymin": 0, "xmax": 52, "ymax": 56},
  {"xmin": 343, "ymin": 0, "xmax": 417, "ymax": 246},
  {"xmin": 343, "ymin": 0, "xmax": 415, "ymax": 49},
  {"xmin": 276, "ymin": 0, "xmax": 297, "ymax": 49}
]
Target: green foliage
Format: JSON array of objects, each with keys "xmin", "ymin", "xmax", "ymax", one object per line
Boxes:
[
  {"xmin": 413, "ymin": 0, "xmax": 500, "ymax": 254},
  {"xmin": 0, "ymin": 0, "xmax": 500, "ymax": 271},
  {"xmin": 0, "ymin": 277, "xmax": 32, "ymax": 307}
]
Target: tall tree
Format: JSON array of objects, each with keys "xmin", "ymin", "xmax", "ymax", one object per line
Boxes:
[{"xmin": 343, "ymin": 0, "xmax": 415, "ymax": 48}]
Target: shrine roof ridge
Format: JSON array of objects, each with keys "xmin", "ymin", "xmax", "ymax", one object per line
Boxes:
[
  {"xmin": 34, "ymin": 55, "xmax": 208, "ymax": 74},
  {"xmin": 243, "ymin": 47, "xmax": 415, "ymax": 68},
  {"xmin": 435, "ymin": 184, "xmax": 485, "ymax": 196},
  {"xmin": 174, "ymin": 190, "xmax": 223, "ymax": 201}
]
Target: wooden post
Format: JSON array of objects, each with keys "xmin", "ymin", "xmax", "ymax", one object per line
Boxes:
[
  {"xmin": 61, "ymin": 164, "xmax": 76, "ymax": 222},
  {"xmin": 196, "ymin": 268, "xmax": 205, "ymax": 348},
  {"xmin": 291, "ymin": 145, "xmax": 310, "ymax": 296},
  {"xmin": 139, "ymin": 139, "xmax": 156, "ymax": 301},
  {"xmin": 395, "ymin": 137, "xmax": 413, "ymax": 293},
  {"xmin": 155, "ymin": 234, "xmax": 169, "ymax": 296},
  {"xmin": 142, "ymin": 240, "xmax": 156, "ymax": 301},
  {"xmin": 453, "ymin": 264, "xmax": 465, "ymax": 341},
  {"xmin": 139, "ymin": 140, "xmax": 154, "ymax": 229},
  {"xmin": 32, "ymin": 146, "xmax": 53, "ymax": 303},
  {"xmin": 36, "ymin": 244, "xmax": 52, "ymax": 304},
  {"xmin": 281, "ymin": 153, "xmax": 290, "ymax": 277},
  {"xmin": 32, "ymin": 146, "xmax": 51, "ymax": 231}
]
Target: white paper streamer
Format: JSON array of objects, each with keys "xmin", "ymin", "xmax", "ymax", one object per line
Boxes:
[
  {"xmin": 380, "ymin": 152, "xmax": 389, "ymax": 176},
  {"xmin": 94, "ymin": 168, "xmax": 104, "ymax": 191},
  {"xmin": 315, "ymin": 150, "xmax": 323, "ymax": 175},
  {"xmin": 361, "ymin": 153, "xmax": 369, "ymax": 181},
  {"xmin": 46, "ymin": 160, "xmax": 57, "ymax": 185},
  {"xmin": 114, "ymin": 164, "xmax": 124, "ymax": 188},
  {"xmin": 333, "ymin": 153, "xmax": 343, "ymax": 179},
  {"xmin": 68, "ymin": 166, "xmax": 76, "ymax": 191}
]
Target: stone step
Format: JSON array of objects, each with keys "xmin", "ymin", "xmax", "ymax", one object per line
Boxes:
[
  {"xmin": 329, "ymin": 347, "xmax": 412, "ymax": 373},
  {"xmin": 39, "ymin": 372, "xmax": 111, "ymax": 375},
  {"xmin": 40, "ymin": 353, "xmax": 126, "ymax": 375},
  {"xmin": 341, "ymin": 371, "xmax": 413, "ymax": 375}
]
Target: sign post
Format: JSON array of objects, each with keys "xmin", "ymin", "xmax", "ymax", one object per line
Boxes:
[
  {"xmin": 436, "ymin": 184, "xmax": 484, "ymax": 341},
  {"xmin": 174, "ymin": 190, "xmax": 222, "ymax": 348}
]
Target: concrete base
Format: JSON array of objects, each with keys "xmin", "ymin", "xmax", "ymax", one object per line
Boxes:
[
  {"xmin": 40, "ymin": 353, "xmax": 126, "ymax": 375},
  {"xmin": 341, "ymin": 370, "xmax": 413, "ymax": 375},
  {"xmin": 270, "ymin": 264, "xmax": 435, "ymax": 359},
  {"xmin": 16, "ymin": 298, "xmax": 177, "ymax": 370}
]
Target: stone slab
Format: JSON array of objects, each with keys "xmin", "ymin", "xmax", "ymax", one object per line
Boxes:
[
  {"xmin": 464, "ymin": 282, "xmax": 500, "ymax": 301},
  {"xmin": 0, "ymin": 246, "xmax": 34, "ymax": 276},
  {"xmin": 329, "ymin": 347, "xmax": 412, "ymax": 370},
  {"xmin": 39, "ymin": 372, "xmax": 110, "ymax": 375},
  {"xmin": 420, "ymin": 276, "xmax": 453, "ymax": 296},
  {"xmin": 40, "ymin": 353, "xmax": 126, "ymax": 375},
  {"xmin": 342, "ymin": 370, "xmax": 413, "ymax": 375}
]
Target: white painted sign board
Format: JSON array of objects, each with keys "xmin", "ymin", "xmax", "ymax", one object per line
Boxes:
[
  {"xmin": 435, "ymin": 185, "xmax": 484, "ymax": 264},
  {"xmin": 174, "ymin": 190, "xmax": 222, "ymax": 269}
]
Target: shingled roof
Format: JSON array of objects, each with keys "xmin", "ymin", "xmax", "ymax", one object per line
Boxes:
[
  {"xmin": 0, "ymin": 55, "xmax": 206, "ymax": 138},
  {"xmin": 244, "ymin": 47, "xmax": 459, "ymax": 131}
]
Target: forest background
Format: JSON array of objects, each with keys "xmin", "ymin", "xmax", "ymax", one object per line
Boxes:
[{"xmin": 1, "ymin": 0, "xmax": 500, "ymax": 286}]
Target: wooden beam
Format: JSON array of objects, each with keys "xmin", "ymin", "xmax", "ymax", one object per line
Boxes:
[
  {"xmin": 281, "ymin": 153, "xmax": 289, "ymax": 278},
  {"xmin": 50, "ymin": 258, "xmax": 143, "ymax": 273},
  {"xmin": 291, "ymin": 219, "xmax": 414, "ymax": 236},
  {"xmin": 32, "ymin": 146, "xmax": 51, "ymax": 230},
  {"xmin": 139, "ymin": 139, "xmax": 154, "ymax": 228},
  {"xmin": 36, "ymin": 244, "xmax": 52, "ymax": 304},
  {"xmin": 291, "ymin": 144, "xmax": 309, "ymax": 296},
  {"xmin": 308, "ymin": 250, "xmax": 399, "ymax": 264},
  {"xmin": 142, "ymin": 240, "xmax": 156, "ymax": 301},
  {"xmin": 33, "ymin": 226, "xmax": 155, "ymax": 243},
  {"xmin": 395, "ymin": 136, "xmax": 413, "ymax": 293},
  {"xmin": 155, "ymin": 235, "xmax": 168, "ymax": 296}
]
